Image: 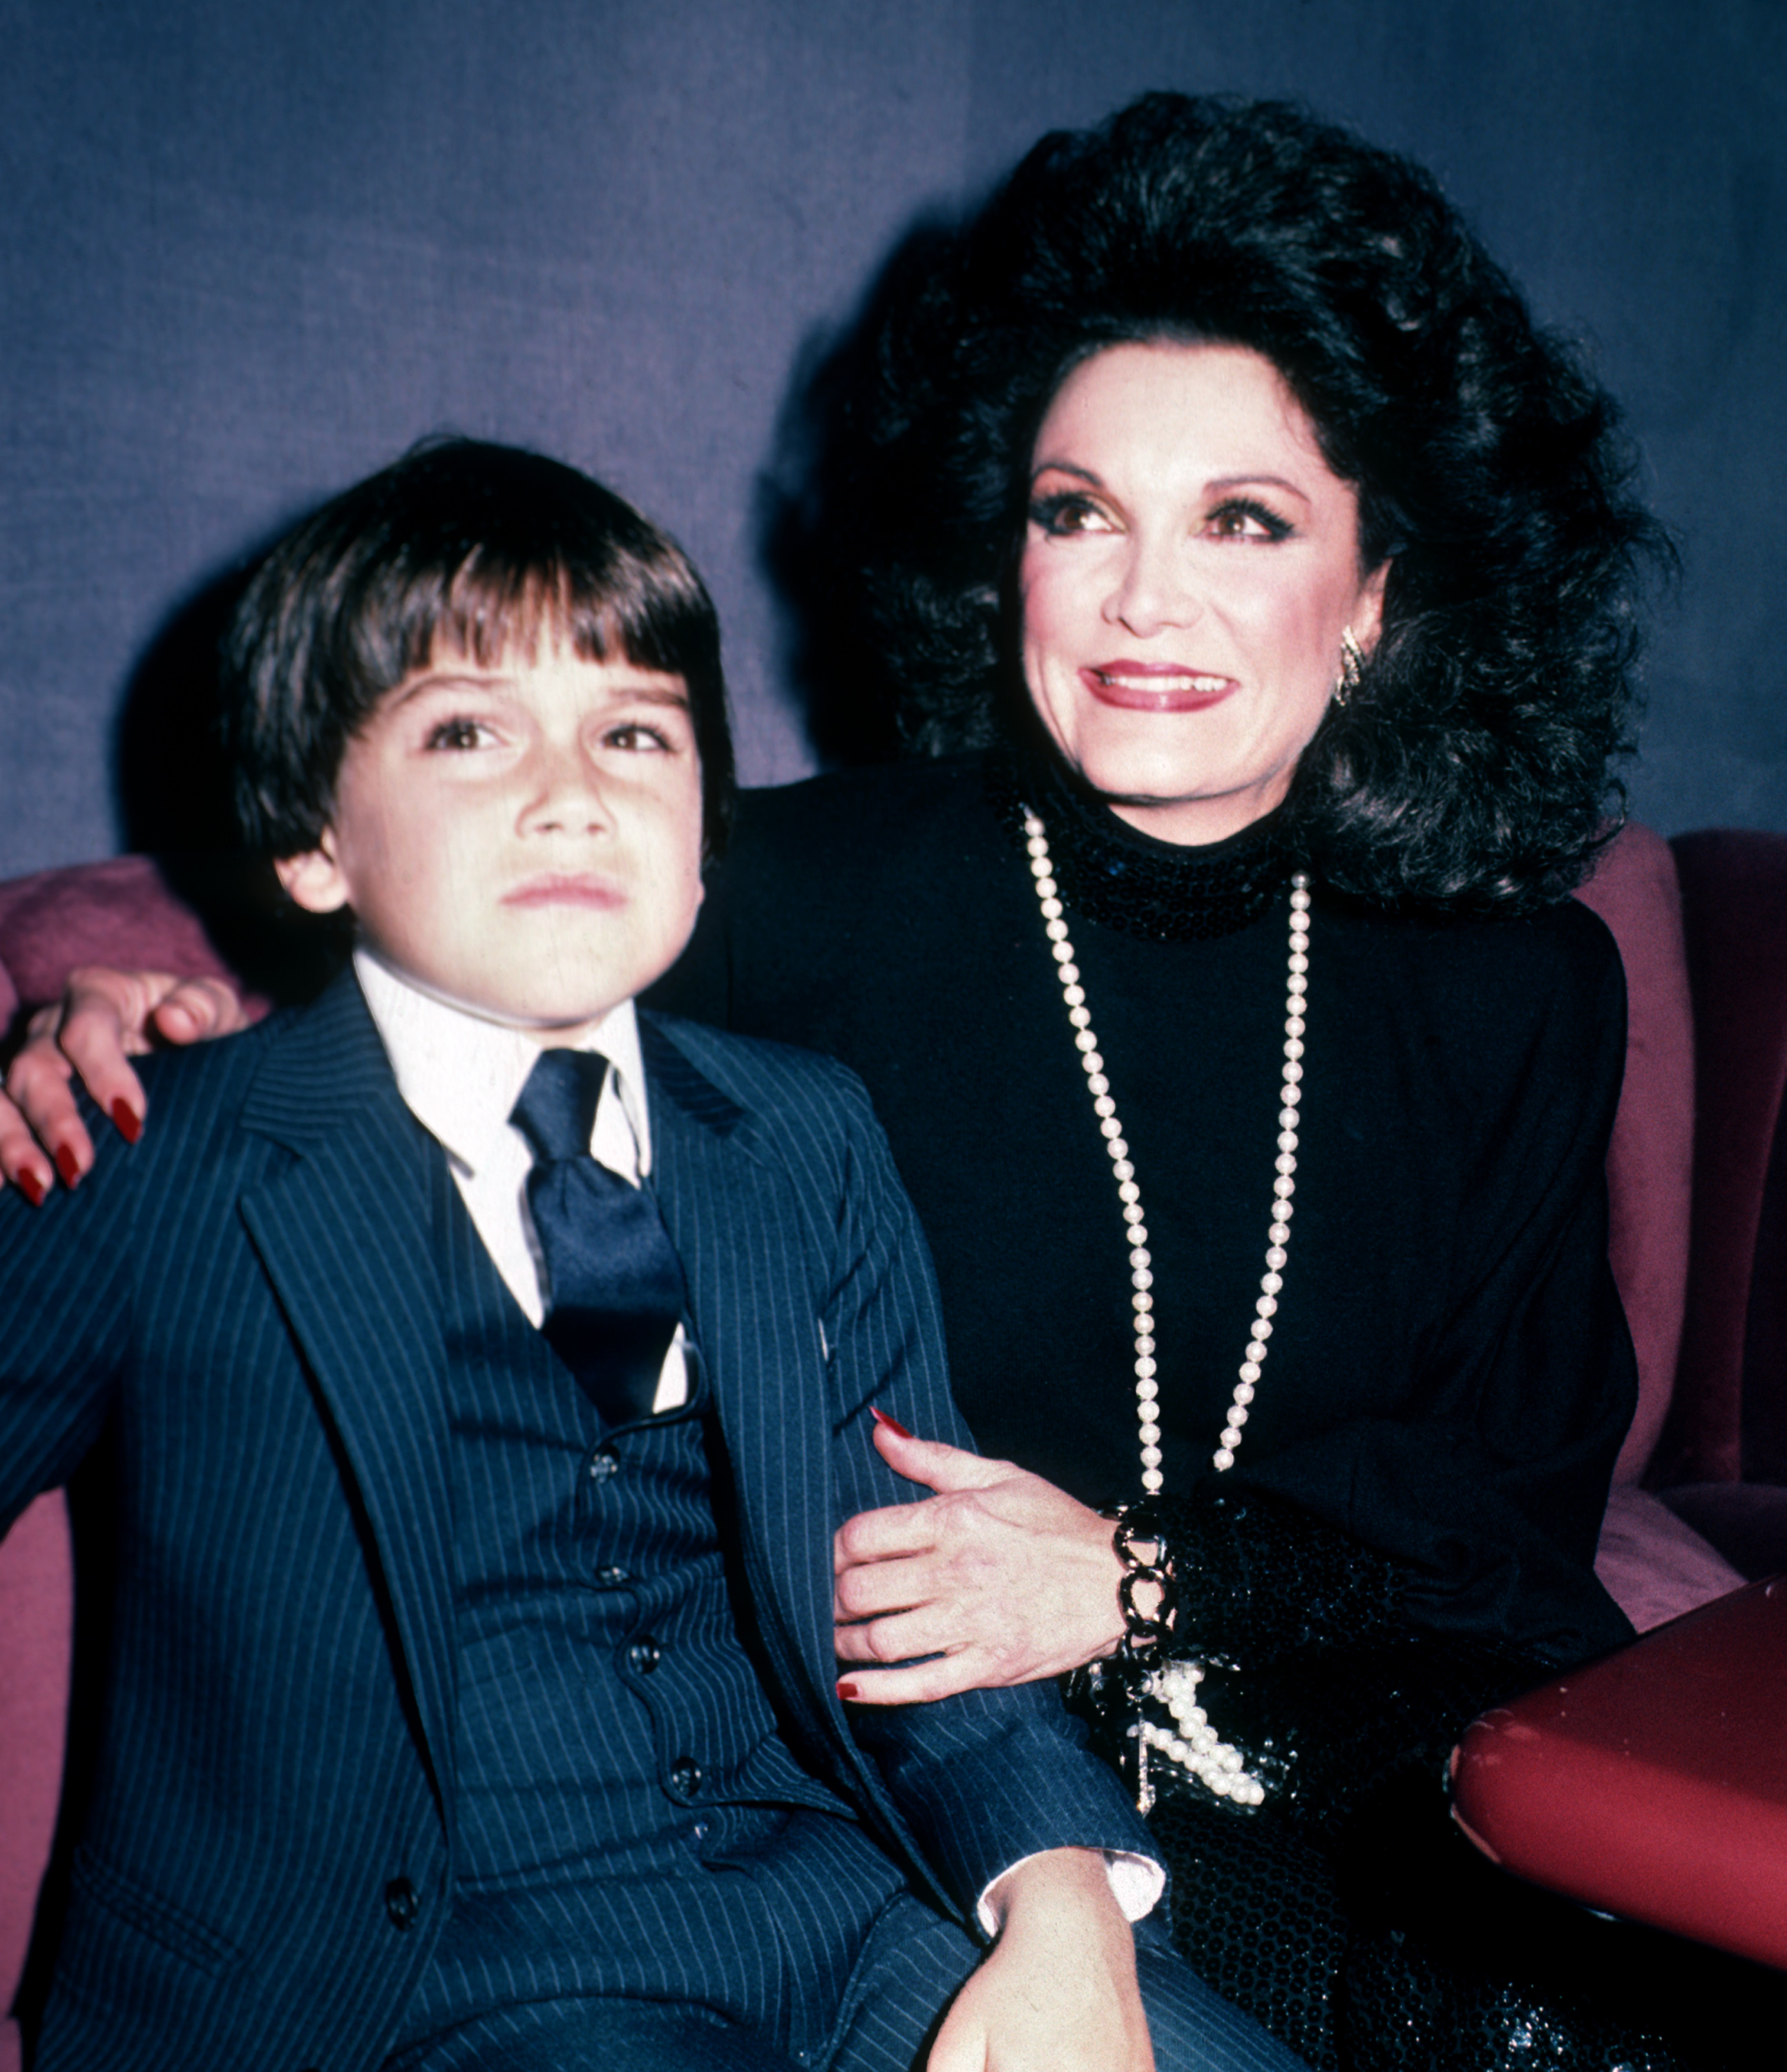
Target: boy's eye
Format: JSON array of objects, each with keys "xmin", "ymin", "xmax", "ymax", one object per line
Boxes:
[
  {"xmin": 1029, "ymin": 491, "xmax": 1116, "ymax": 538},
  {"xmin": 604, "ymin": 722, "xmax": 674, "ymax": 752},
  {"xmin": 424, "ymin": 716, "xmax": 497, "ymax": 751},
  {"xmin": 1205, "ymin": 497, "xmax": 1293, "ymax": 542}
]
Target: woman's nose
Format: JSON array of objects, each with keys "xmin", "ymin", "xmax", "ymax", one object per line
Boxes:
[{"xmin": 1104, "ymin": 533, "xmax": 1201, "ymax": 636}]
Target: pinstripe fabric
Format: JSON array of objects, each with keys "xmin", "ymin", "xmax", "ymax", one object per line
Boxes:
[{"xmin": 0, "ymin": 974, "xmax": 1294, "ymax": 2072}]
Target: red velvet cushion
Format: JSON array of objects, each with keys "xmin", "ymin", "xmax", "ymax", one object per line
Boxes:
[
  {"xmin": 1572, "ymin": 825, "xmax": 1696, "ymax": 1485},
  {"xmin": 0, "ymin": 1494, "xmax": 72, "ymax": 2044},
  {"xmin": 1663, "ymin": 832, "xmax": 1787, "ymax": 1486},
  {"xmin": 1452, "ymin": 1576, "xmax": 1787, "ymax": 1970}
]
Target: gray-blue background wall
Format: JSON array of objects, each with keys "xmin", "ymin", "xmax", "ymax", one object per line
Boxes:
[{"xmin": 3, "ymin": 0, "xmax": 1781, "ymax": 878}]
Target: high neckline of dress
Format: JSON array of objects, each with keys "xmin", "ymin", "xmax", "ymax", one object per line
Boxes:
[{"xmin": 985, "ymin": 749, "xmax": 1292, "ymax": 943}]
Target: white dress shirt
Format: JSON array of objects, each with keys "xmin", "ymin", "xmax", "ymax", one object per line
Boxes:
[{"xmin": 356, "ymin": 948, "xmax": 687, "ymax": 1409}]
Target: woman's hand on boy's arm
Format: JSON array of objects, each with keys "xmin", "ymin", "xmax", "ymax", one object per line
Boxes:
[
  {"xmin": 0, "ymin": 966, "xmax": 250, "ymax": 1198},
  {"xmin": 928, "ymin": 1848, "xmax": 1154, "ymax": 2071}
]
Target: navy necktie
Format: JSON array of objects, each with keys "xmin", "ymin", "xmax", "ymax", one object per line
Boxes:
[{"xmin": 510, "ymin": 1048, "xmax": 687, "ymax": 1429}]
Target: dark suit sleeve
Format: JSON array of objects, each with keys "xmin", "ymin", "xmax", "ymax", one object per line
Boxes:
[
  {"xmin": 0, "ymin": 1096, "xmax": 139, "ymax": 1530},
  {"xmin": 808, "ymin": 1068, "xmax": 1157, "ymax": 1924}
]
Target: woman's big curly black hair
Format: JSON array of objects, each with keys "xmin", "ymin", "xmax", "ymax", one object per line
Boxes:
[{"xmin": 830, "ymin": 93, "xmax": 1670, "ymax": 912}]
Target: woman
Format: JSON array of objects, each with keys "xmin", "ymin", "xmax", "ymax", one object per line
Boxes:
[{"xmin": 5, "ymin": 95, "xmax": 1678, "ymax": 2069}]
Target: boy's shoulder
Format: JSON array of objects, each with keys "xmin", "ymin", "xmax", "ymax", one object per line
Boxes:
[{"xmin": 638, "ymin": 1008, "xmax": 881, "ymax": 1140}]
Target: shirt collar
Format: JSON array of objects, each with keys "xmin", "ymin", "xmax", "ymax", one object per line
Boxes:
[{"xmin": 353, "ymin": 948, "xmax": 651, "ymax": 1178}]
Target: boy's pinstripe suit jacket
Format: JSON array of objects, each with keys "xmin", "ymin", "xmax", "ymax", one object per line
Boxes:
[{"xmin": 0, "ymin": 972, "xmax": 1152, "ymax": 2070}]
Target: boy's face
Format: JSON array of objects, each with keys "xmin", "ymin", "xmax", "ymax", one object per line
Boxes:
[{"xmin": 276, "ymin": 637, "xmax": 705, "ymax": 1040}]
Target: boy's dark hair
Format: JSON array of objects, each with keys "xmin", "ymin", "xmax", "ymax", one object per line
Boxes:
[{"xmin": 222, "ymin": 438, "xmax": 735, "ymax": 860}]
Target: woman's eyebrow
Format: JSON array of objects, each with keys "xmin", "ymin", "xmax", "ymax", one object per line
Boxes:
[
  {"xmin": 1029, "ymin": 459, "xmax": 1103, "ymax": 487},
  {"xmin": 1205, "ymin": 472, "xmax": 1312, "ymax": 506}
]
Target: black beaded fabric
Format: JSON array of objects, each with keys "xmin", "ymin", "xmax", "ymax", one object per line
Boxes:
[
  {"xmin": 1068, "ymin": 1486, "xmax": 1719, "ymax": 2071},
  {"xmin": 983, "ymin": 749, "xmax": 1291, "ymax": 940}
]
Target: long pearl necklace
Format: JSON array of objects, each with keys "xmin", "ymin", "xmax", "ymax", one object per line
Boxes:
[{"xmin": 1022, "ymin": 807, "xmax": 1311, "ymax": 1807}]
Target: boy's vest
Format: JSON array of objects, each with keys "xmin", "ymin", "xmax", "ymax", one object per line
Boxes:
[{"xmin": 393, "ymin": 1159, "xmax": 877, "ymax": 2049}]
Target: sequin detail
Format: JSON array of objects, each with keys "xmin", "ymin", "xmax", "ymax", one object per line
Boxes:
[{"xmin": 986, "ymin": 751, "xmax": 1290, "ymax": 941}]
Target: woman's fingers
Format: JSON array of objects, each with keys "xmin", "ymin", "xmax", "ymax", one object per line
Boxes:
[
  {"xmin": 1, "ymin": 968, "xmax": 249, "ymax": 1193},
  {"xmin": 834, "ymin": 1450, "xmax": 1130, "ymax": 1696},
  {"xmin": 834, "ymin": 1599, "xmax": 959, "ymax": 1667},
  {"xmin": 3, "ymin": 1006, "xmax": 90, "ymax": 1193},
  {"xmin": 145, "ymin": 975, "xmax": 253, "ymax": 1047},
  {"xmin": 871, "ymin": 1417, "xmax": 1014, "ymax": 1493},
  {"xmin": 839, "ymin": 1651, "xmax": 990, "ymax": 1707},
  {"xmin": 0, "ymin": 1081, "xmax": 59, "ymax": 1203}
]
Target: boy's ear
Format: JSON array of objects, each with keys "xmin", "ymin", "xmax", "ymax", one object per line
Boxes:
[{"xmin": 275, "ymin": 837, "xmax": 351, "ymax": 915}]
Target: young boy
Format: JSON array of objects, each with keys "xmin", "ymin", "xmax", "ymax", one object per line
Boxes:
[{"xmin": 0, "ymin": 443, "xmax": 1292, "ymax": 2071}]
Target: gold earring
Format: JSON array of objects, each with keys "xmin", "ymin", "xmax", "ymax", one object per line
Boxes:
[{"xmin": 1335, "ymin": 627, "xmax": 1364, "ymax": 707}]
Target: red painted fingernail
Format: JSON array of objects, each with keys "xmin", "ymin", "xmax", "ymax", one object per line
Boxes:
[
  {"xmin": 54, "ymin": 1144, "xmax": 80, "ymax": 1189},
  {"xmin": 17, "ymin": 1169, "xmax": 46, "ymax": 1208},
  {"xmin": 836, "ymin": 1680, "xmax": 861, "ymax": 1702},
  {"xmin": 871, "ymin": 1408, "xmax": 913, "ymax": 1439},
  {"xmin": 111, "ymin": 1098, "xmax": 143, "ymax": 1145}
]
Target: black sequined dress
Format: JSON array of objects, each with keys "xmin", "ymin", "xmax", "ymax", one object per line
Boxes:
[{"xmin": 651, "ymin": 751, "xmax": 1720, "ymax": 2069}]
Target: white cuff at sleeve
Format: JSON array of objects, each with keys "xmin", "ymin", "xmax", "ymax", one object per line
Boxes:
[{"xmin": 974, "ymin": 1848, "xmax": 1166, "ymax": 1937}]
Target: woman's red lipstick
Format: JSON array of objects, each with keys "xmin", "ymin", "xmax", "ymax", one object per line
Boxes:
[{"xmin": 1082, "ymin": 662, "xmax": 1236, "ymax": 711}]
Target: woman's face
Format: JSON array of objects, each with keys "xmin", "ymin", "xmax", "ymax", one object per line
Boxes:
[{"xmin": 1019, "ymin": 340, "xmax": 1388, "ymax": 847}]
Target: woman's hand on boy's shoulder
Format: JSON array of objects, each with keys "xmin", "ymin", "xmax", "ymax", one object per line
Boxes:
[{"xmin": 1, "ymin": 966, "xmax": 251, "ymax": 1201}]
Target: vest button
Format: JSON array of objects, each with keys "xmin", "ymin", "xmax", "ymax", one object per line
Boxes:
[
  {"xmin": 669, "ymin": 1756, "xmax": 703, "ymax": 1798},
  {"xmin": 628, "ymin": 1636, "xmax": 662, "ymax": 1674},
  {"xmin": 384, "ymin": 1877, "xmax": 419, "ymax": 1930},
  {"xmin": 587, "ymin": 1450, "xmax": 620, "ymax": 1483},
  {"xmin": 595, "ymin": 1564, "xmax": 630, "ymax": 1586}
]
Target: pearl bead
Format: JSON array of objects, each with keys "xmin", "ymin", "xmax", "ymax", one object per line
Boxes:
[{"xmin": 1022, "ymin": 825, "xmax": 1304, "ymax": 1811}]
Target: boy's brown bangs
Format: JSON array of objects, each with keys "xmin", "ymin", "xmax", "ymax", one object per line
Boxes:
[{"xmin": 406, "ymin": 557, "xmax": 699, "ymax": 680}]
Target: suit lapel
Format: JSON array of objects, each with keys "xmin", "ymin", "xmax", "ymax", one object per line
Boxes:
[
  {"xmin": 236, "ymin": 975, "xmax": 457, "ymax": 1812},
  {"xmin": 641, "ymin": 1024, "xmax": 843, "ymax": 1761}
]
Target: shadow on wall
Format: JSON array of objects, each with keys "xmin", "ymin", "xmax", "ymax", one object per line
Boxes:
[
  {"xmin": 756, "ymin": 213, "xmax": 968, "ymax": 772},
  {"xmin": 107, "ymin": 556, "xmax": 350, "ymax": 1007}
]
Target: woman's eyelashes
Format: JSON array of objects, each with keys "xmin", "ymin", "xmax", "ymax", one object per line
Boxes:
[
  {"xmin": 1206, "ymin": 496, "xmax": 1294, "ymax": 541},
  {"xmin": 1028, "ymin": 489, "xmax": 1114, "ymax": 536},
  {"xmin": 1027, "ymin": 489, "xmax": 1296, "ymax": 542}
]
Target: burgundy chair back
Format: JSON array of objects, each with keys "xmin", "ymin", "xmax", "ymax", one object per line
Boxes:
[{"xmin": 1661, "ymin": 832, "xmax": 1787, "ymax": 1488}]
